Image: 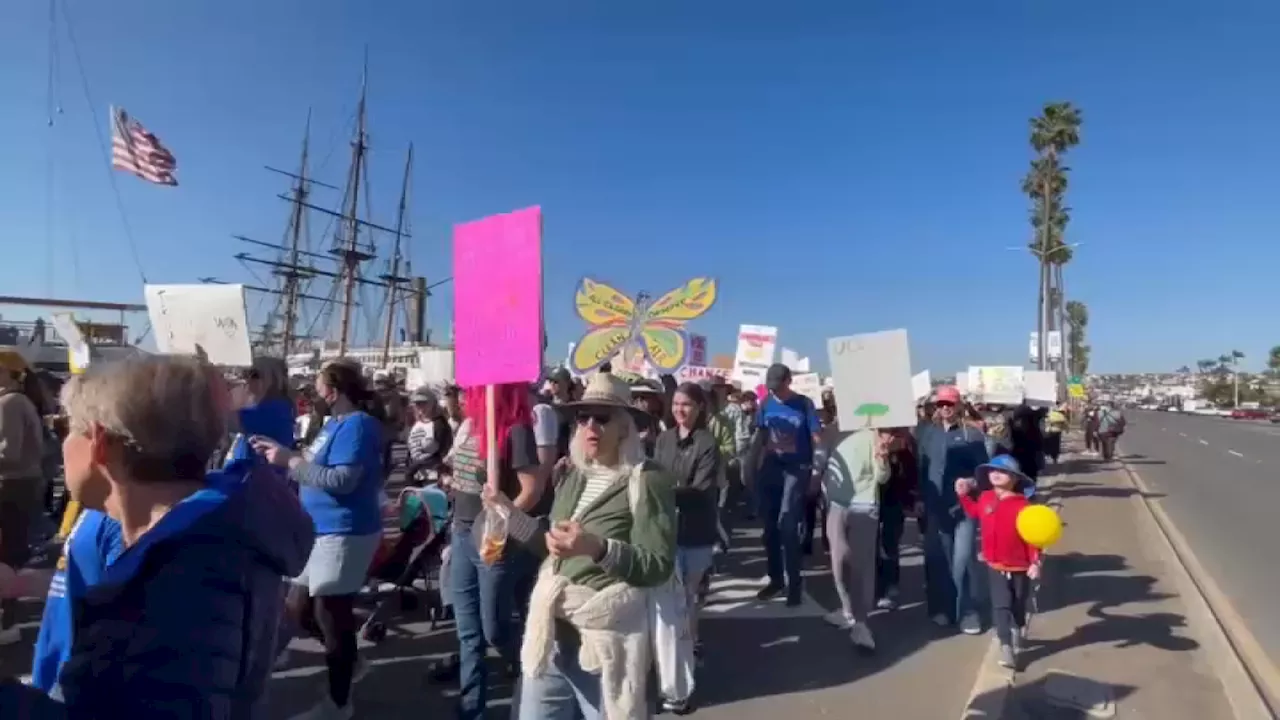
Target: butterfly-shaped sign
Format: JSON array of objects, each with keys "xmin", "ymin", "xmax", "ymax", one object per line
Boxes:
[{"xmin": 569, "ymin": 277, "xmax": 717, "ymax": 374}]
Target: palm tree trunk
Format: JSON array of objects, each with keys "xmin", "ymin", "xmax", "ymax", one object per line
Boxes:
[
  {"xmin": 1036, "ymin": 258, "xmax": 1047, "ymax": 370},
  {"xmin": 1056, "ymin": 263, "xmax": 1066, "ymax": 377}
]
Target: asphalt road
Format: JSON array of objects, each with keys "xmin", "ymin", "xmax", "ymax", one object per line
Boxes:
[{"xmin": 1119, "ymin": 410, "xmax": 1280, "ymax": 671}]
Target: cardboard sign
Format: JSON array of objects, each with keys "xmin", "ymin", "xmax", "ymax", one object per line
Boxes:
[
  {"xmin": 452, "ymin": 206, "xmax": 543, "ymax": 387},
  {"xmin": 791, "ymin": 372, "xmax": 824, "ymax": 407},
  {"xmin": 1024, "ymin": 370, "xmax": 1058, "ymax": 406},
  {"xmin": 144, "ymin": 284, "xmax": 253, "ymax": 367},
  {"xmin": 677, "ymin": 365, "xmax": 730, "ymax": 383},
  {"xmin": 732, "ymin": 324, "xmax": 777, "ymax": 388},
  {"xmin": 911, "ymin": 370, "xmax": 932, "ymax": 401},
  {"xmin": 827, "ymin": 329, "xmax": 915, "ymax": 430},
  {"xmin": 968, "ymin": 366, "xmax": 1025, "ymax": 405},
  {"xmin": 689, "ymin": 334, "xmax": 707, "ymax": 366}
]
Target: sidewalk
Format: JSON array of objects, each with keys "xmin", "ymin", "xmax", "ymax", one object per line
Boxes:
[{"xmin": 967, "ymin": 449, "xmax": 1237, "ymax": 719}]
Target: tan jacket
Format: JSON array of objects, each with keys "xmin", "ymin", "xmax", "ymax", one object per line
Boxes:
[{"xmin": 0, "ymin": 390, "xmax": 44, "ymax": 480}]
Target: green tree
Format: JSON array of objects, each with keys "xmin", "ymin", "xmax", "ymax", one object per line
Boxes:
[
  {"xmin": 1025, "ymin": 102, "xmax": 1082, "ymax": 372},
  {"xmin": 1065, "ymin": 300, "xmax": 1089, "ymax": 376}
]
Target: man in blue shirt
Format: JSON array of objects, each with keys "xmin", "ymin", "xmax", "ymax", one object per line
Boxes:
[{"xmin": 752, "ymin": 363, "xmax": 823, "ymax": 605}]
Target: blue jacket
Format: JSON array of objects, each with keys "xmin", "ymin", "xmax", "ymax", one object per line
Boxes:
[
  {"xmin": 13, "ymin": 460, "xmax": 314, "ymax": 718},
  {"xmin": 917, "ymin": 422, "xmax": 989, "ymax": 521}
]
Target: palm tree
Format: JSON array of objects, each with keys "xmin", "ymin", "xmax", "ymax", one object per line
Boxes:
[
  {"xmin": 1176, "ymin": 365, "xmax": 1191, "ymax": 375},
  {"xmin": 1026, "ymin": 102, "xmax": 1082, "ymax": 371},
  {"xmin": 1269, "ymin": 345, "xmax": 1280, "ymax": 377},
  {"xmin": 1197, "ymin": 359, "xmax": 1216, "ymax": 374},
  {"xmin": 1065, "ymin": 300, "xmax": 1089, "ymax": 377}
]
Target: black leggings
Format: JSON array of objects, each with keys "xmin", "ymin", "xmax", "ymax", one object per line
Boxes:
[{"xmin": 287, "ymin": 587, "xmax": 358, "ymax": 707}]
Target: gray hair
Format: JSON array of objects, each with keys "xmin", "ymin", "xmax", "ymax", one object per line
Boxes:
[
  {"xmin": 410, "ymin": 386, "xmax": 441, "ymax": 416},
  {"xmin": 250, "ymin": 356, "xmax": 290, "ymax": 401},
  {"xmin": 568, "ymin": 409, "xmax": 645, "ymax": 473},
  {"xmin": 60, "ymin": 356, "xmax": 227, "ymax": 481}
]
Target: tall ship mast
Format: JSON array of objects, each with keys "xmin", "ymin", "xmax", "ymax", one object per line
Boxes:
[{"xmin": 214, "ymin": 62, "xmax": 434, "ymax": 370}]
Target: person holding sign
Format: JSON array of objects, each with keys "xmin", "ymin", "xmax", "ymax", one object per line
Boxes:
[
  {"xmin": 751, "ymin": 363, "xmax": 824, "ymax": 607},
  {"xmin": 917, "ymin": 385, "xmax": 990, "ymax": 635},
  {"xmin": 251, "ymin": 359, "xmax": 385, "ymax": 720}
]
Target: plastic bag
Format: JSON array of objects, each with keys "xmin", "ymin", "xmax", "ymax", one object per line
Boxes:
[{"xmin": 476, "ymin": 504, "xmax": 509, "ymax": 565}]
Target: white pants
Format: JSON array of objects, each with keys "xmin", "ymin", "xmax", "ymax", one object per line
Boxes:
[{"xmin": 651, "ymin": 545, "xmax": 715, "ymax": 703}]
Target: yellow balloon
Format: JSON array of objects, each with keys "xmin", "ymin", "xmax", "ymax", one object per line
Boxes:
[{"xmin": 1016, "ymin": 504, "xmax": 1063, "ymax": 549}]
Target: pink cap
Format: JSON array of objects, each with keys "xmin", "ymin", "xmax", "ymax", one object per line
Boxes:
[{"xmin": 935, "ymin": 385, "xmax": 962, "ymax": 404}]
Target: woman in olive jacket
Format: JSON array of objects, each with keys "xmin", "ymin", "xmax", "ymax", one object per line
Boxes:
[{"xmin": 483, "ymin": 372, "xmax": 675, "ymax": 720}]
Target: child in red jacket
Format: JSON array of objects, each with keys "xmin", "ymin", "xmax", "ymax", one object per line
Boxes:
[{"xmin": 955, "ymin": 454, "xmax": 1042, "ymax": 669}]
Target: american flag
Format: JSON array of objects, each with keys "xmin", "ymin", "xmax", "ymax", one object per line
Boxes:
[{"xmin": 110, "ymin": 106, "xmax": 178, "ymax": 186}]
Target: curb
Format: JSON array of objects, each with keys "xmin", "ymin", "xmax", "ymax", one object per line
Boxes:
[
  {"xmin": 1117, "ymin": 455, "xmax": 1279, "ymax": 720},
  {"xmin": 958, "ymin": 453, "xmax": 1069, "ymax": 719}
]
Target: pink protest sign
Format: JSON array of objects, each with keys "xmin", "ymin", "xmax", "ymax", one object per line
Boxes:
[{"xmin": 453, "ymin": 206, "xmax": 544, "ymax": 387}]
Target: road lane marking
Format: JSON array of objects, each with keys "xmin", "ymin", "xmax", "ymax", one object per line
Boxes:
[
  {"xmin": 1179, "ymin": 432, "xmax": 1188, "ymax": 437},
  {"xmin": 1199, "ymin": 439, "xmax": 1209, "ymax": 445},
  {"xmin": 1228, "ymin": 450, "xmax": 1243, "ymax": 457}
]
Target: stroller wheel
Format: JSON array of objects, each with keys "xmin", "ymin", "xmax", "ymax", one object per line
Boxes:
[{"xmin": 361, "ymin": 621, "xmax": 387, "ymax": 643}]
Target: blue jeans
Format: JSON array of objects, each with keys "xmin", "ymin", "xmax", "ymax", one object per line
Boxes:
[
  {"xmin": 451, "ymin": 520, "xmax": 515, "ymax": 720},
  {"xmin": 922, "ymin": 511, "xmax": 981, "ymax": 623},
  {"xmin": 517, "ymin": 637, "xmax": 602, "ymax": 720},
  {"xmin": 756, "ymin": 458, "xmax": 808, "ymax": 592}
]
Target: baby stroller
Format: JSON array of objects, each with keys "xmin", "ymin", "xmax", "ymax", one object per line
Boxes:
[{"xmin": 359, "ymin": 485, "xmax": 452, "ymax": 643}]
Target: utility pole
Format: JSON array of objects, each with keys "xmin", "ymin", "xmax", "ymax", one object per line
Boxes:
[{"xmin": 381, "ymin": 145, "xmax": 413, "ymax": 367}]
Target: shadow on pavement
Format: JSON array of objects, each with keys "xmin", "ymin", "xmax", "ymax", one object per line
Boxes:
[
  {"xmin": 693, "ymin": 522, "xmax": 941, "ymax": 710},
  {"xmin": 1024, "ymin": 551, "xmax": 1196, "ymax": 666},
  {"xmin": 968, "ymin": 672, "xmax": 1137, "ymax": 720},
  {"xmin": 1046, "ymin": 480, "xmax": 1164, "ymax": 501}
]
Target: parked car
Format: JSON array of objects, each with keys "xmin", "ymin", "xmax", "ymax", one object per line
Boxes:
[{"xmin": 1230, "ymin": 408, "xmax": 1269, "ymax": 420}]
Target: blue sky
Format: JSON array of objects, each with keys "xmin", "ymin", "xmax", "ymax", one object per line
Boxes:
[{"xmin": 3, "ymin": 0, "xmax": 1279, "ymax": 374}]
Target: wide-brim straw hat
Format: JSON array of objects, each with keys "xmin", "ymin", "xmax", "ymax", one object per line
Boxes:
[{"xmin": 560, "ymin": 372, "xmax": 648, "ymax": 423}]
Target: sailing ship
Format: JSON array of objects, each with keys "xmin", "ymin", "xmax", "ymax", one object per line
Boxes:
[{"xmin": 213, "ymin": 64, "xmax": 450, "ymax": 374}]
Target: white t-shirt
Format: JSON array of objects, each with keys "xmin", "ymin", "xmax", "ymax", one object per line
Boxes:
[{"xmin": 532, "ymin": 403, "xmax": 559, "ymax": 449}]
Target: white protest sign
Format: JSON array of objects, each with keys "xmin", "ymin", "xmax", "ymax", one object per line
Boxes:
[
  {"xmin": 780, "ymin": 347, "xmax": 801, "ymax": 369},
  {"xmin": 1024, "ymin": 370, "xmax": 1058, "ymax": 407},
  {"xmin": 791, "ymin": 372, "xmax": 824, "ymax": 407},
  {"xmin": 677, "ymin": 365, "xmax": 730, "ymax": 383},
  {"xmin": 956, "ymin": 371, "xmax": 969, "ymax": 395},
  {"xmin": 732, "ymin": 324, "xmax": 778, "ymax": 388},
  {"xmin": 795, "ymin": 357, "xmax": 810, "ymax": 372},
  {"xmin": 416, "ymin": 348, "xmax": 455, "ymax": 387},
  {"xmin": 144, "ymin": 284, "xmax": 253, "ymax": 367},
  {"xmin": 50, "ymin": 312, "xmax": 92, "ymax": 371},
  {"xmin": 968, "ymin": 366, "xmax": 1025, "ymax": 405},
  {"xmin": 827, "ymin": 329, "xmax": 915, "ymax": 430},
  {"xmin": 912, "ymin": 370, "xmax": 932, "ymax": 401}
]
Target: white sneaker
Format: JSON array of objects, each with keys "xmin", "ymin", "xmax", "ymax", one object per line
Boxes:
[
  {"xmin": 849, "ymin": 622, "xmax": 876, "ymax": 651},
  {"xmin": 0, "ymin": 626, "xmax": 22, "ymax": 646},
  {"xmin": 287, "ymin": 697, "xmax": 353, "ymax": 720},
  {"xmin": 823, "ymin": 610, "xmax": 855, "ymax": 629}
]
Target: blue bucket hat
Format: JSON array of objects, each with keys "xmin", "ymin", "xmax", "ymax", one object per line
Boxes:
[{"xmin": 975, "ymin": 454, "xmax": 1032, "ymax": 490}]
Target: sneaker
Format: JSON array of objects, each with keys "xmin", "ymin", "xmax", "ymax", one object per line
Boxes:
[
  {"xmin": 287, "ymin": 696, "xmax": 354, "ymax": 720},
  {"xmin": 876, "ymin": 588, "xmax": 900, "ymax": 611},
  {"xmin": 823, "ymin": 610, "xmax": 855, "ymax": 629},
  {"xmin": 661, "ymin": 698, "xmax": 693, "ymax": 715},
  {"xmin": 931, "ymin": 613, "xmax": 951, "ymax": 627},
  {"xmin": 756, "ymin": 582, "xmax": 785, "ymax": 601},
  {"xmin": 997, "ymin": 644, "xmax": 1016, "ymax": 669},
  {"xmin": 849, "ymin": 622, "xmax": 876, "ymax": 652},
  {"xmin": 959, "ymin": 615, "xmax": 983, "ymax": 635},
  {"xmin": 0, "ymin": 626, "xmax": 21, "ymax": 646}
]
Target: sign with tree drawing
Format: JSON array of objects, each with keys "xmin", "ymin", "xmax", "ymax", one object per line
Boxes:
[{"xmin": 827, "ymin": 328, "xmax": 915, "ymax": 430}]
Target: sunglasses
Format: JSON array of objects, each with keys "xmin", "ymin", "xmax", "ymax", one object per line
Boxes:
[
  {"xmin": 935, "ymin": 401, "xmax": 956, "ymax": 408},
  {"xmin": 576, "ymin": 411, "xmax": 613, "ymax": 427}
]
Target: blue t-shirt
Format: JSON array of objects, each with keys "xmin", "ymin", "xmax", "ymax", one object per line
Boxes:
[
  {"xmin": 758, "ymin": 393, "xmax": 821, "ymax": 466},
  {"xmin": 31, "ymin": 511, "xmax": 124, "ymax": 695},
  {"xmin": 226, "ymin": 397, "xmax": 297, "ymax": 466},
  {"xmin": 300, "ymin": 411, "xmax": 385, "ymax": 536}
]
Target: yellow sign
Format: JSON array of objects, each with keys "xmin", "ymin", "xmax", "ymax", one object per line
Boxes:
[
  {"xmin": 1068, "ymin": 383, "xmax": 1085, "ymax": 398},
  {"xmin": 570, "ymin": 277, "xmax": 717, "ymax": 373}
]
